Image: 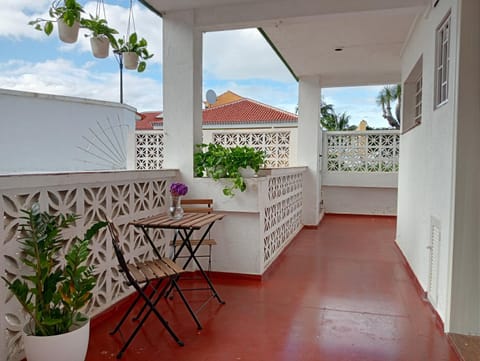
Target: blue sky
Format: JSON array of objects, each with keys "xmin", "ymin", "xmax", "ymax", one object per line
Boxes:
[{"xmin": 1, "ymin": 0, "xmax": 390, "ymax": 128}]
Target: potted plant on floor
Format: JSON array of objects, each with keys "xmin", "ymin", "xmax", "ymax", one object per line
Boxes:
[
  {"xmin": 29, "ymin": 0, "xmax": 85, "ymax": 43},
  {"xmin": 81, "ymin": 15, "xmax": 119, "ymax": 58},
  {"xmin": 113, "ymin": 32, "xmax": 154, "ymax": 72},
  {"xmin": 194, "ymin": 143, "xmax": 266, "ymax": 197},
  {"xmin": 2, "ymin": 205, "xmax": 107, "ymax": 361}
]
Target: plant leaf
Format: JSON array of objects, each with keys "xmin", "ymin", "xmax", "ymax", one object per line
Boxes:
[{"xmin": 44, "ymin": 21, "xmax": 54, "ymax": 35}]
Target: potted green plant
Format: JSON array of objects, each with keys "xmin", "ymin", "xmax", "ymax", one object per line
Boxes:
[
  {"xmin": 29, "ymin": 0, "xmax": 85, "ymax": 43},
  {"xmin": 194, "ymin": 143, "xmax": 266, "ymax": 197},
  {"xmin": 113, "ymin": 32, "xmax": 154, "ymax": 72},
  {"xmin": 81, "ymin": 15, "xmax": 119, "ymax": 59},
  {"xmin": 2, "ymin": 205, "xmax": 107, "ymax": 361}
]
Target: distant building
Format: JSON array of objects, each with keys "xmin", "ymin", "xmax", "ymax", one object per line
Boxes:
[
  {"xmin": 135, "ymin": 91, "xmax": 298, "ymax": 169},
  {"xmin": 136, "ymin": 91, "xmax": 297, "ymax": 130}
]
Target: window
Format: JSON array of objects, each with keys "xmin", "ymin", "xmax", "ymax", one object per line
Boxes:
[
  {"xmin": 402, "ymin": 56, "xmax": 423, "ymax": 133},
  {"xmin": 414, "ymin": 76, "xmax": 422, "ymax": 123},
  {"xmin": 435, "ymin": 12, "xmax": 451, "ymax": 108}
]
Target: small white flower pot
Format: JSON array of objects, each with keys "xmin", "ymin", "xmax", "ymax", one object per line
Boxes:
[
  {"xmin": 123, "ymin": 52, "xmax": 139, "ymax": 70},
  {"xmin": 58, "ymin": 19, "xmax": 80, "ymax": 44},
  {"xmin": 90, "ymin": 36, "xmax": 110, "ymax": 58}
]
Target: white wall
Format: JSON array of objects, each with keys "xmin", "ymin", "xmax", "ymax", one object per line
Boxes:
[
  {"xmin": 0, "ymin": 89, "xmax": 136, "ymax": 174},
  {"xmin": 396, "ymin": 0, "xmax": 459, "ymax": 329},
  {"xmin": 324, "ymin": 186, "xmax": 397, "ymax": 215},
  {"xmin": 448, "ymin": 0, "xmax": 480, "ymax": 334}
]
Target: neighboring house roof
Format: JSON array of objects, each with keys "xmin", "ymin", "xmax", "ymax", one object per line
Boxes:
[
  {"xmin": 137, "ymin": 92, "xmax": 297, "ymax": 130},
  {"xmin": 203, "ymin": 98, "xmax": 297, "ymax": 125},
  {"xmin": 205, "ymin": 90, "xmax": 243, "ymax": 108},
  {"xmin": 136, "ymin": 111, "xmax": 163, "ymax": 130}
]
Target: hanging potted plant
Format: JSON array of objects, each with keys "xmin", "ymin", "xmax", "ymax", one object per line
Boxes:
[
  {"xmin": 81, "ymin": 15, "xmax": 119, "ymax": 59},
  {"xmin": 2, "ymin": 205, "xmax": 107, "ymax": 361},
  {"xmin": 29, "ymin": 0, "xmax": 85, "ymax": 43},
  {"xmin": 113, "ymin": 32, "xmax": 154, "ymax": 72}
]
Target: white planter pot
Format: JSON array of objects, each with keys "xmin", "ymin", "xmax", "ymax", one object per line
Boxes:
[
  {"xmin": 239, "ymin": 166, "xmax": 257, "ymax": 178},
  {"xmin": 90, "ymin": 36, "xmax": 110, "ymax": 58},
  {"xmin": 123, "ymin": 52, "xmax": 139, "ymax": 70},
  {"xmin": 23, "ymin": 318, "xmax": 90, "ymax": 361},
  {"xmin": 58, "ymin": 19, "xmax": 80, "ymax": 43}
]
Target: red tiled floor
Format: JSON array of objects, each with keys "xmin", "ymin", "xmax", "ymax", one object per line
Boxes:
[{"xmin": 86, "ymin": 214, "xmax": 460, "ymax": 361}]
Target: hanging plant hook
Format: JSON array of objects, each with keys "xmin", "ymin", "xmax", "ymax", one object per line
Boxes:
[
  {"xmin": 95, "ymin": 0, "xmax": 107, "ymax": 20},
  {"xmin": 126, "ymin": 0, "xmax": 136, "ymax": 38}
]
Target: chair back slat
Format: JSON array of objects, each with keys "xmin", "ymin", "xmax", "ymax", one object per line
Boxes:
[{"xmin": 181, "ymin": 198, "xmax": 213, "ymax": 214}]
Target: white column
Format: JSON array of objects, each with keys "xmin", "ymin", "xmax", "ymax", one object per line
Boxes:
[
  {"xmin": 162, "ymin": 10, "xmax": 203, "ymax": 178},
  {"xmin": 447, "ymin": 0, "xmax": 480, "ymax": 334},
  {"xmin": 297, "ymin": 76, "xmax": 323, "ymax": 226}
]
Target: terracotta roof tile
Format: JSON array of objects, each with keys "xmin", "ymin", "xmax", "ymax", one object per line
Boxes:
[
  {"xmin": 136, "ymin": 95, "xmax": 297, "ymax": 130},
  {"xmin": 136, "ymin": 111, "xmax": 163, "ymax": 130},
  {"xmin": 203, "ymin": 98, "xmax": 297, "ymax": 124}
]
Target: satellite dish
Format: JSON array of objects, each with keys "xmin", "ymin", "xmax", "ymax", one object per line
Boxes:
[{"xmin": 206, "ymin": 89, "xmax": 217, "ymax": 104}]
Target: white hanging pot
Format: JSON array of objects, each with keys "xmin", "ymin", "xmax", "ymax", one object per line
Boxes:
[
  {"xmin": 57, "ymin": 19, "xmax": 80, "ymax": 44},
  {"xmin": 23, "ymin": 318, "xmax": 90, "ymax": 361},
  {"xmin": 123, "ymin": 52, "xmax": 139, "ymax": 70},
  {"xmin": 90, "ymin": 36, "xmax": 110, "ymax": 58}
]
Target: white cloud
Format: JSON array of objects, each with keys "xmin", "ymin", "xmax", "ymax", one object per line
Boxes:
[
  {"xmin": 204, "ymin": 28, "xmax": 295, "ymax": 83},
  {"xmin": 0, "ymin": 58, "xmax": 162, "ymax": 110},
  {"xmin": 0, "ymin": 0, "xmax": 52, "ymax": 39}
]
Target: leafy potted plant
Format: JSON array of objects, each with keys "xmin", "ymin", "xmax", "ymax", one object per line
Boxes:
[
  {"xmin": 81, "ymin": 15, "xmax": 119, "ymax": 59},
  {"xmin": 2, "ymin": 205, "xmax": 107, "ymax": 361},
  {"xmin": 113, "ymin": 32, "xmax": 154, "ymax": 72},
  {"xmin": 29, "ymin": 0, "xmax": 85, "ymax": 43},
  {"xmin": 194, "ymin": 143, "xmax": 266, "ymax": 197}
]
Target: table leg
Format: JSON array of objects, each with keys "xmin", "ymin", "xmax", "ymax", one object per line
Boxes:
[{"xmin": 178, "ymin": 224, "xmax": 225, "ymax": 305}]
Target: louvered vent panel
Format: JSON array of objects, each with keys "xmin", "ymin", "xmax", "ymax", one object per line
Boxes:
[{"xmin": 428, "ymin": 217, "xmax": 441, "ymax": 306}]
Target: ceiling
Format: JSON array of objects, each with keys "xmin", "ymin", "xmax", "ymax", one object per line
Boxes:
[{"xmin": 142, "ymin": 0, "xmax": 428, "ymax": 86}]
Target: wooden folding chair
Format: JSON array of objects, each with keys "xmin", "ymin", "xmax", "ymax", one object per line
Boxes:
[
  {"xmin": 169, "ymin": 199, "xmax": 217, "ymax": 271},
  {"xmin": 107, "ymin": 222, "xmax": 201, "ymax": 359}
]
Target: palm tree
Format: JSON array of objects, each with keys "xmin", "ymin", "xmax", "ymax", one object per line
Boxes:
[
  {"xmin": 320, "ymin": 107, "xmax": 355, "ymax": 131},
  {"xmin": 376, "ymin": 84, "xmax": 401, "ymax": 129}
]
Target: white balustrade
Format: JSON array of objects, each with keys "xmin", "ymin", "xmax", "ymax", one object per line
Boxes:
[
  {"xmin": 0, "ymin": 170, "xmax": 176, "ymax": 361},
  {"xmin": 325, "ymin": 130, "xmax": 400, "ymax": 173}
]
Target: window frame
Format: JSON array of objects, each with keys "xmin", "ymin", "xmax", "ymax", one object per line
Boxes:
[
  {"xmin": 402, "ymin": 56, "xmax": 423, "ymax": 134},
  {"xmin": 414, "ymin": 75, "xmax": 422, "ymax": 124},
  {"xmin": 434, "ymin": 12, "xmax": 451, "ymax": 109}
]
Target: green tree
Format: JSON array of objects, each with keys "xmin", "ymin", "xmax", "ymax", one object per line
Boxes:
[
  {"xmin": 320, "ymin": 101, "xmax": 355, "ymax": 131},
  {"xmin": 296, "ymin": 100, "xmax": 355, "ymax": 131},
  {"xmin": 376, "ymin": 84, "xmax": 401, "ymax": 129}
]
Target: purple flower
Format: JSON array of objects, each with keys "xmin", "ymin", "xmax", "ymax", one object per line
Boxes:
[{"xmin": 170, "ymin": 182, "xmax": 188, "ymax": 196}]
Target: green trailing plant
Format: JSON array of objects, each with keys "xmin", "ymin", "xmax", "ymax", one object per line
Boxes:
[
  {"xmin": 81, "ymin": 14, "xmax": 118, "ymax": 46},
  {"xmin": 2, "ymin": 205, "xmax": 107, "ymax": 336},
  {"xmin": 194, "ymin": 143, "xmax": 266, "ymax": 197},
  {"xmin": 113, "ymin": 32, "xmax": 154, "ymax": 72},
  {"xmin": 29, "ymin": 0, "xmax": 85, "ymax": 35}
]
